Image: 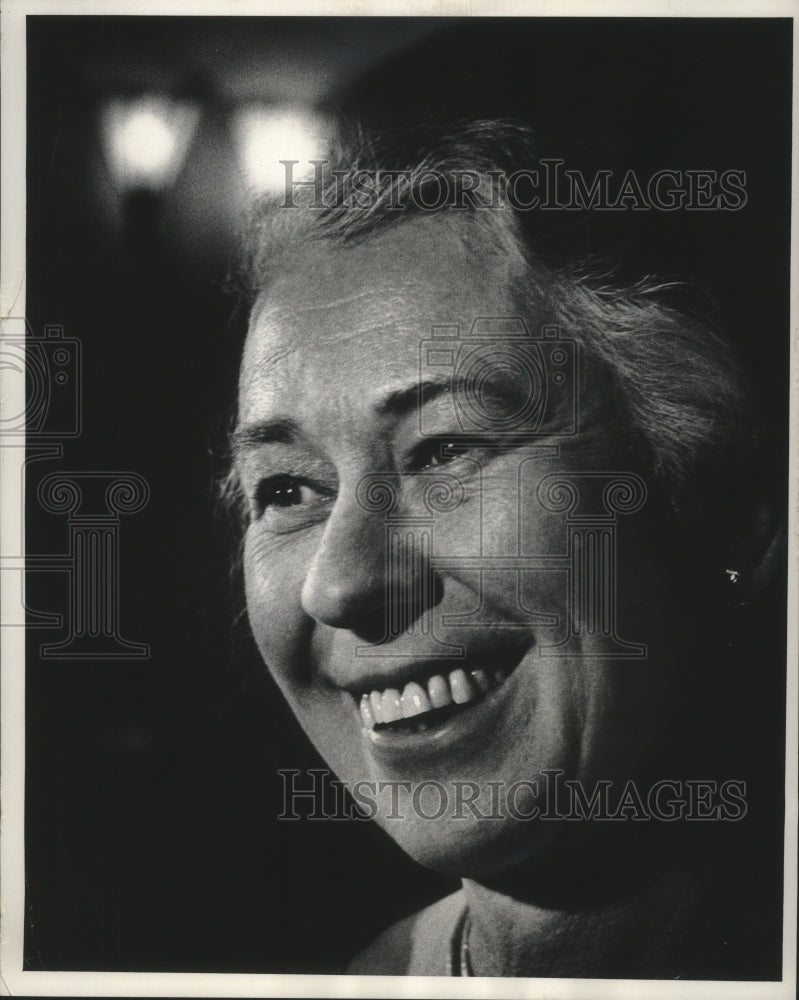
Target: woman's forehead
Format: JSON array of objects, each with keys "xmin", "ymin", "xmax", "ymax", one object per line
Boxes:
[
  {"xmin": 254, "ymin": 214, "xmax": 522, "ymax": 320},
  {"xmin": 242, "ymin": 220, "xmax": 529, "ymax": 381}
]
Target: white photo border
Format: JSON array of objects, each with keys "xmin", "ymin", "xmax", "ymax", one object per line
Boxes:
[{"xmin": 1, "ymin": 2, "xmax": 796, "ymax": 997}]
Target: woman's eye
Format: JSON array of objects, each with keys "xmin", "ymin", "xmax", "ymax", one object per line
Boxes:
[
  {"xmin": 251, "ymin": 475, "xmax": 329, "ymax": 524},
  {"xmin": 409, "ymin": 439, "xmax": 461, "ymax": 471},
  {"xmin": 259, "ymin": 476, "xmax": 305, "ymax": 508}
]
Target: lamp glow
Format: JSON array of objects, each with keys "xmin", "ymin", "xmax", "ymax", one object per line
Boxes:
[
  {"xmin": 232, "ymin": 105, "xmax": 331, "ymax": 196},
  {"xmin": 101, "ymin": 95, "xmax": 200, "ymax": 193}
]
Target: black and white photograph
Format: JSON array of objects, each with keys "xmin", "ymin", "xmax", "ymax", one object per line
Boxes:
[{"xmin": 1, "ymin": 2, "xmax": 796, "ymax": 996}]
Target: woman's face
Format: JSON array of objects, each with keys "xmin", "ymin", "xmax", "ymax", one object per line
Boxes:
[{"xmin": 236, "ymin": 217, "xmax": 688, "ymax": 878}]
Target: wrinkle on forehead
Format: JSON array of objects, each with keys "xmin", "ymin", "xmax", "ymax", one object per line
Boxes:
[
  {"xmin": 248, "ymin": 283, "xmax": 425, "ymax": 364},
  {"xmin": 252, "ymin": 280, "xmax": 423, "ymax": 326},
  {"xmin": 241, "ymin": 304, "xmax": 423, "ymax": 402}
]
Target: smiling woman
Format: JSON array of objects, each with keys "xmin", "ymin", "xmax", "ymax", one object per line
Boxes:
[{"xmin": 223, "ymin": 120, "xmax": 785, "ymax": 979}]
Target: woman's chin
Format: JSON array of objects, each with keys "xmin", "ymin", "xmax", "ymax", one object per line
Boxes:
[{"xmin": 376, "ymin": 810, "xmax": 562, "ymax": 881}]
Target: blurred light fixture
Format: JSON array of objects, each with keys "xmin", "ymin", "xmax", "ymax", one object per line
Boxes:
[
  {"xmin": 101, "ymin": 94, "xmax": 201, "ymax": 194},
  {"xmin": 231, "ymin": 104, "xmax": 332, "ymax": 196}
]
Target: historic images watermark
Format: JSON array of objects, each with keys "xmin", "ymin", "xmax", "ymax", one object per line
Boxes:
[
  {"xmin": 0, "ymin": 316, "xmax": 149, "ymax": 657},
  {"xmin": 277, "ymin": 769, "xmax": 748, "ymax": 823},
  {"xmin": 281, "ymin": 160, "xmax": 748, "ymax": 212},
  {"xmin": 353, "ymin": 318, "xmax": 648, "ymax": 660}
]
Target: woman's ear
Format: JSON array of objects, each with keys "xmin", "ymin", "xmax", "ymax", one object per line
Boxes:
[
  {"xmin": 728, "ymin": 502, "xmax": 787, "ymax": 602},
  {"xmin": 749, "ymin": 511, "xmax": 787, "ymax": 594}
]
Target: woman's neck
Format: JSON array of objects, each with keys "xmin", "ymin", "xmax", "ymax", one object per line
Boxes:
[{"xmin": 460, "ymin": 831, "xmax": 730, "ymax": 978}]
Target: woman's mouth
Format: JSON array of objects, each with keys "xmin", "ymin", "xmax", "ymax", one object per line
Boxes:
[{"xmin": 357, "ymin": 660, "xmax": 518, "ymax": 739}]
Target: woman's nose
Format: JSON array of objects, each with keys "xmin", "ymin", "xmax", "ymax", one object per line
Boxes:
[{"xmin": 300, "ymin": 488, "xmax": 433, "ymax": 637}]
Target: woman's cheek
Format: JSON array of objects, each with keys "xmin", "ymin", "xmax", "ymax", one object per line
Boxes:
[{"xmin": 243, "ymin": 526, "xmax": 312, "ymax": 679}]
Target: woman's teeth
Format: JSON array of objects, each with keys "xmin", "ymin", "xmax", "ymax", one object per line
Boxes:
[{"xmin": 358, "ymin": 665, "xmax": 511, "ymax": 732}]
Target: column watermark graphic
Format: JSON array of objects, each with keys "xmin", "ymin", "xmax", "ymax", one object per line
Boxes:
[
  {"xmin": 0, "ymin": 317, "xmax": 149, "ymax": 658},
  {"xmin": 354, "ymin": 318, "xmax": 647, "ymax": 659},
  {"xmin": 35, "ymin": 472, "xmax": 150, "ymax": 659}
]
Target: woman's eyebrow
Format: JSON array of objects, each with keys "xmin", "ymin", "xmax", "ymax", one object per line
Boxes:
[
  {"xmin": 231, "ymin": 417, "xmax": 299, "ymax": 455},
  {"xmin": 375, "ymin": 377, "xmax": 451, "ymax": 417},
  {"xmin": 375, "ymin": 374, "xmax": 532, "ymax": 419}
]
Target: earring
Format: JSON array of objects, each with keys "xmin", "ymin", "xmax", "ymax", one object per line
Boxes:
[{"xmin": 723, "ymin": 567, "xmax": 750, "ymax": 610}]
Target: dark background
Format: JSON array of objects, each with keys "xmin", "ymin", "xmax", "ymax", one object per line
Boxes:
[{"xmin": 24, "ymin": 16, "xmax": 791, "ymax": 973}]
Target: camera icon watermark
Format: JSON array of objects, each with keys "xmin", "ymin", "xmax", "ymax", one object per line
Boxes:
[
  {"xmin": 419, "ymin": 318, "xmax": 578, "ymax": 441},
  {"xmin": 0, "ymin": 318, "xmax": 81, "ymax": 438},
  {"xmin": 1, "ymin": 317, "xmax": 148, "ymax": 658},
  {"xmin": 352, "ymin": 316, "xmax": 646, "ymax": 660}
]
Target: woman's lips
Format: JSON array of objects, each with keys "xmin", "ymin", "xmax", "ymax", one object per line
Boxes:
[
  {"xmin": 344, "ymin": 635, "xmax": 533, "ymax": 769},
  {"xmin": 358, "ymin": 663, "xmax": 513, "ymax": 735},
  {"xmin": 351, "ymin": 652, "xmax": 528, "ymax": 766}
]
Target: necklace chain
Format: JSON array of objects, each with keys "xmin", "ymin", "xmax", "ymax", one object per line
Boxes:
[
  {"xmin": 449, "ymin": 908, "xmax": 473, "ymax": 977},
  {"xmin": 460, "ymin": 911, "xmax": 473, "ymax": 976}
]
